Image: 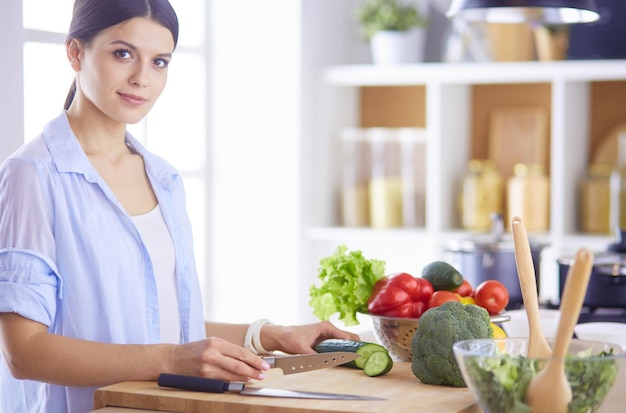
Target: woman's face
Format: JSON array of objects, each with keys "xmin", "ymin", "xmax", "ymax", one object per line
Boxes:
[{"xmin": 70, "ymin": 17, "xmax": 175, "ymax": 125}]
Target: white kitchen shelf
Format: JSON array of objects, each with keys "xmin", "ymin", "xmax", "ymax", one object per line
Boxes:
[
  {"xmin": 325, "ymin": 60, "xmax": 626, "ymax": 86},
  {"xmin": 314, "ymin": 60, "xmax": 626, "ymax": 237},
  {"xmin": 302, "ymin": 60, "xmax": 626, "ymax": 307}
]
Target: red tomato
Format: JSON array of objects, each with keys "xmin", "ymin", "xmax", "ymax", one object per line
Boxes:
[
  {"xmin": 427, "ymin": 290, "xmax": 461, "ymax": 309},
  {"xmin": 473, "ymin": 280, "xmax": 509, "ymax": 315},
  {"xmin": 367, "ymin": 286, "xmax": 412, "ymax": 315},
  {"xmin": 454, "ymin": 279, "xmax": 473, "ymax": 297}
]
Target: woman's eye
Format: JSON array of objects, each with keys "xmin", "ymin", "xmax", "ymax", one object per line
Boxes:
[
  {"xmin": 114, "ymin": 49, "xmax": 133, "ymax": 59},
  {"xmin": 154, "ymin": 58, "xmax": 170, "ymax": 69}
]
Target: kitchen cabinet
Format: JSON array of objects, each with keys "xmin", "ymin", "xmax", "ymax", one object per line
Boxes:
[{"xmin": 302, "ymin": 60, "xmax": 626, "ymax": 314}]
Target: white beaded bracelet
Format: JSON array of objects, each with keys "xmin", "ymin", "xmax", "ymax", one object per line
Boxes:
[{"xmin": 244, "ymin": 318, "xmax": 273, "ymax": 354}]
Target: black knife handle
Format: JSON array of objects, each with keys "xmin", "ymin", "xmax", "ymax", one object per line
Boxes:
[{"xmin": 158, "ymin": 373, "xmax": 230, "ymax": 393}]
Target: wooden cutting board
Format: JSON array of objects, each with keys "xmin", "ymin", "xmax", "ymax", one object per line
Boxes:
[
  {"xmin": 93, "ymin": 362, "xmax": 481, "ymax": 413},
  {"xmin": 592, "ymin": 121, "xmax": 626, "ymax": 167},
  {"xmin": 488, "ymin": 106, "xmax": 549, "ymax": 181}
]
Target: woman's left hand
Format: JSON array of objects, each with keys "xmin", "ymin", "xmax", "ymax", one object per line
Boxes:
[{"xmin": 260, "ymin": 321, "xmax": 360, "ymax": 355}]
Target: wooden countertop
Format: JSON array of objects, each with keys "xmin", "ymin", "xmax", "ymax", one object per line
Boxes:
[
  {"xmin": 89, "ymin": 409, "xmax": 164, "ymax": 413},
  {"xmin": 93, "ymin": 362, "xmax": 480, "ymax": 413}
]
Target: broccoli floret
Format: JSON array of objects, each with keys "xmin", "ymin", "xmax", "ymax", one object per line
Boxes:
[{"xmin": 411, "ymin": 300, "xmax": 493, "ymax": 387}]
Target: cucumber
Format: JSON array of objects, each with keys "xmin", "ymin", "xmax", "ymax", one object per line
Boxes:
[
  {"xmin": 314, "ymin": 339, "xmax": 393, "ymax": 375},
  {"xmin": 363, "ymin": 350, "xmax": 394, "ymax": 377},
  {"xmin": 314, "ymin": 339, "xmax": 387, "ymax": 368}
]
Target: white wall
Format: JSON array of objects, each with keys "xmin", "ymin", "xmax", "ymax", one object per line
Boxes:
[
  {"xmin": 205, "ymin": 0, "xmax": 302, "ymax": 324},
  {"xmin": 0, "ymin": 3, "xmax": 25, "ymax": 161}
]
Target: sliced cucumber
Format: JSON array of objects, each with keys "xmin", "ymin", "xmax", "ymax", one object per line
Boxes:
[
  {"xmin": 363, "ymin": 350, "xmax": 394, "ymax": 377},
  {"xmin": 314, "ymin": 339, "xmax": 392, "ymax": 375},
  {"xmin": 352, "ymin": 343, "xmax": 389, "ymax": 369}
]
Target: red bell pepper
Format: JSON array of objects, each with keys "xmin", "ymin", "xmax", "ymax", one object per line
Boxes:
[{"xmin": 367, "ymin": 272, "xmax": 434, "ymax": 318}]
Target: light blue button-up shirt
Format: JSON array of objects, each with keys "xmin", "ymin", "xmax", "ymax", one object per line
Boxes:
[{"xmin": 0, "ymin": 112, "xmax": 206, "ymax": 413}]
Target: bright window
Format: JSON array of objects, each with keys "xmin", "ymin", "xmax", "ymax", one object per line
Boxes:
[
  {"xmin": 23, "ymin": 42, "xmax": 75, "ymax": 141},
  {"xmin": 23, "ymin": 0, "xmax": 74, "ymax": 33}
]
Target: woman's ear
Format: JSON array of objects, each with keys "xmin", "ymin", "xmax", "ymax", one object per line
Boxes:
[{"xmin": 66, "ymin": 39, "xmax": 83, "ymax": 72}]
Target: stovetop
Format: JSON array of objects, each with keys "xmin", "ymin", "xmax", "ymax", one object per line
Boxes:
[
  {"xmin": 510, "ymin": 302, "xmax": 626, "ymax": 323},
  {"xmin": 577, "ymin": 307, "xmax": 626, "ymax": 323}
]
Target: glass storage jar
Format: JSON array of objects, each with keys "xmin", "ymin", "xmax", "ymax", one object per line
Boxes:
[
  {"xmin": 507, "ymin": 163, "xmax": 550, "ymax": 232},
  {"xmin": 339, "ymin": 128, "xmax": 371, "ymax": 227},
  {"xmin": 460, "ymin": 159, "xmax": 504, "ymax": 231},
  {"xmin": 368, "ymin": 128, "xmax": 403, "ymax": 228},
  {"xmin": 581, "ymin": 163, "xmax": 611, "ymax": 234}
]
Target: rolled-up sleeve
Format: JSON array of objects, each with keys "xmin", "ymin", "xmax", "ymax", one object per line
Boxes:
[
  {"xmin": 0, "ymin": 139, "xmax": 60, "ymax": 327},
  {"xmin": 0, "ymin": 249, "xmax": 61, "ymax": 327}
]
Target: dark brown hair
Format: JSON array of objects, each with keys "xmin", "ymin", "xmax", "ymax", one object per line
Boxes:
[{"xmin": 63, "ymin": 0, "xmax": 179, "ymax": 110}]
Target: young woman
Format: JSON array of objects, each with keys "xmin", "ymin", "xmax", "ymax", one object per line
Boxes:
[{"xmin": 0, "ymin": 1, "xmax": 358, "ymax": 412}]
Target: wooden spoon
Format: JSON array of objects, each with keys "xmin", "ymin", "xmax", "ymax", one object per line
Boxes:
[
  {"xmin": 525, "ymin": 248, "xmax": 594, "ymax": 413},
  {"xmin": 511, "ymin": 216, "xmax": 552, "ymax": 359}
]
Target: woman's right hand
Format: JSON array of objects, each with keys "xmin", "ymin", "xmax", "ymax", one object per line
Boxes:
[{"xmin": 169, "ymin": 337, "xmax": 270, "ymax": 382}]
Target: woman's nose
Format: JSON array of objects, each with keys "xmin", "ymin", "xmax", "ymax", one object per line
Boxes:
[{"xmin": 129, "ymin": 64, "xmax": 149, "ymax": 87}]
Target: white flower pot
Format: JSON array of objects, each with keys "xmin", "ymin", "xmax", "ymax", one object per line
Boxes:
[{"xmin": 370, "ymin": 28, "xmax": 426, "ymax": 65}]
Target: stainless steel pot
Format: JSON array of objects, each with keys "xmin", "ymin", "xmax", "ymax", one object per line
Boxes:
[
  {"xmin": 446, "ymin": 214, "xmax": 549, "ymax": 307},
  {"xmin": 558, "ymin": 230, "xmax": 626, "ymax": 308}
]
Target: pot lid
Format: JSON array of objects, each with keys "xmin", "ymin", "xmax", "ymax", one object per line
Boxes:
[
  {"xmin": 607, "ymin": 229, "xmax": 626, "ymax": 253},
  {"xmin": 558, "ymin": 251, "xmax": 626, "ymax": 268},
  {"xmin": 557, "ymin": 230, "xmax": 626, "ymax": 268},
  {"xmin": 448, "ymin": 213, "xmax": 549, "ymax": 253}
]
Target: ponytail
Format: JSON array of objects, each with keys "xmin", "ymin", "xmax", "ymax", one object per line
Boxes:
[{"xmin": 64, "ymin": 80, "xmax": 77, "ymax": 110}]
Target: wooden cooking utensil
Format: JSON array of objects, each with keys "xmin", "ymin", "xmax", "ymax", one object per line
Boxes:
[
  {"xmin": 511, "ymin": 216, "xmax": 552, "ymax": 359},
  {"xmin": 525, "ymin": 248, "xmax": 594, "ymax": 413}
]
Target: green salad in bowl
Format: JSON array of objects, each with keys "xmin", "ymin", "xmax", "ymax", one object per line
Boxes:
[{"xmin": 453, "ymin": 338, "xmax": 624, "ymax": 413}]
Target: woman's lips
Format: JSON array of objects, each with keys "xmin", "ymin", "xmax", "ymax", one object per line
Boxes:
[{"xmin": 118, "ymin": 92, "xmax": 148, "ymax": 105}]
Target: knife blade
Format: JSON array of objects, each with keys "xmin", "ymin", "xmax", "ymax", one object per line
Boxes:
[
  {"xmin": 261, "ymin": 352, "xmax": 360, "ymax": 374},
  {"xmin": 157, "ymin": 373, "xmax": 386, "ymax": 400}
]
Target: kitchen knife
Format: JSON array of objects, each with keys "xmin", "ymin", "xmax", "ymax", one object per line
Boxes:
[
  {"xmin": 261, "ymin": 352, "xmax": 360, "ymax": 374},
  {"xmin": 158, "ymin": 373, "xmax": 386, "ymax": 400}
]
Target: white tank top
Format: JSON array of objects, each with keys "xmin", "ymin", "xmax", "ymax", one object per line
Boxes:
[{"xmin": 131, "ymin": 204, "xmax": 181, "ymax": 343}]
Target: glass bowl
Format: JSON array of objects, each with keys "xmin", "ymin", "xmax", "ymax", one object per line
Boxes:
[{"xmin": 453, "ymin": 338, "xmax": 626, "ymax": 413}]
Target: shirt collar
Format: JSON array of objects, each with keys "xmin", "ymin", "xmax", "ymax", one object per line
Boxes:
[{"xmin": 44, "ymin": 111, "xmax": 179, "ymax": 189}]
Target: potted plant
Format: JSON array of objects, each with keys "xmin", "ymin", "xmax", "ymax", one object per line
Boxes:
[{"xmin": 357, "ymin": 0, "xmax": 429, "ymax": 65}]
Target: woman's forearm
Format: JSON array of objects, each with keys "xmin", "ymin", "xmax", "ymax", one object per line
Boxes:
[{"xmin": 0, "ymin": 313, "xmax": 174, "ymax": 387}]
